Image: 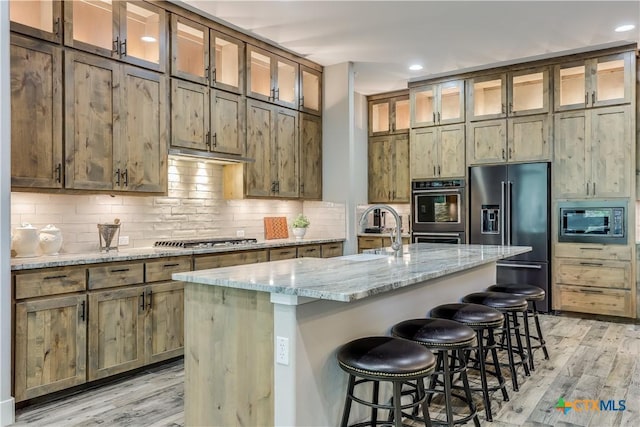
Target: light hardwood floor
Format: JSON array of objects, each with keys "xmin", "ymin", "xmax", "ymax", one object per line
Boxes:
[{"xmin": 13, "ymin": 314, "xmax": 640, "ymax": 426}]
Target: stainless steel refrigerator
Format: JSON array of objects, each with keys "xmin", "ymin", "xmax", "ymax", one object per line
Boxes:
[{"xmin": 469, "ymin": 162, "xmax": 551, "ymax": 312}]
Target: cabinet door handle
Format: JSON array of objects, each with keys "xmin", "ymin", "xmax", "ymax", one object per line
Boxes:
[
  {"xmin": 110, "ymin": 268, "xmax": 130, "ymax": 273},
  {"xmin": 579, "ymin": 247, "xmax": 603, "ymax": 250},
  {"xmin": 508, "ymin": 147, "xmax": 512, "ymax": 159},
  {"xmin": 579, "ymin": 262, "xmax": 603, "ymax": 267},
  {"xmin": 120, "ymin": 39, "xmax": 127, "ymax": 57},
  {"xmin": 121, "ymin": 169, "xmax": 128, "ymax": 187},
  {"xmin": 508, "ymin": 102, "xmax": 513, "ymax": 113},
  {"xmin": 205, "ymin": 131, "xmax": 211, "ymax": 150},
  {"xmin": 212, "ymin": 133, "xmax": 217, "ymax": 148},
  {"xmin": 433, "ymin": 166, "xmax": 436, "ymax": 176},
  {"xmin": 276, "ymin": 181, "xmax": 280, "ymax": 193},
  {"xmin": 299, "ymin": 95, "xmax": 304, "ymax": 106},
  {"xmin": 432, "ymin": 112, "xmax": 436, "ymax": 123},
  {"xmin": 112, "ymin": 36, "xmax": 120, "ymax": 55},
  {"xmin": 115, "ymin": 168, "xmax": 121, "ymax": 186},
  {"xmin": 147, "ymin": 290, "xmax": 153, "ymax": 310},
  {"xmin": 212, "ymin": 67, "xmax": 217, "ymax": 84},
  {"xmin": 585, "ymin": 92, "xmax": 589, "ymax": 106},
  {"xmin": 593, "ymin": 182, "xmax": 596, "ymax": 196},
  {"xmin": 80, "ymin": 300, "xmax": 86, "ymax": 322},
  {"xmin": 581, "ymin": 288, "xmax": 604, "ymax": 294},
  {"xmin": 53, "ymin": 17, "xmax": 60, "ymax": 36},
  {"xmin": 437, "ymin": 112, "xmax": 440, "ymax": 123},
  {"xmin": 586, "ymin": 182, "xmax": 590, "ymax": 195},
  {"xmin": 55, "ymin": 163, "xmax": 62, "ymax": 183},
  {"xmin": 163, "ymin": 263, "xmax": 180, "ymax": 268},
  {"xmin": 139, "ymin": 292, "xmax": 145, "ymax": 311},
  {"xmin": 501, "ymin": 103, "xmax": 506, "ymax": 114},
  {"xmin": 275, "ymin": 88, "xmax": 280, "ymax": 100},
  {"xmin": 300, "ymin": 183, "xmax": 305, "ymax": 194},
  {"xmin": 592, "ymin": 91, "xmax": 595, "ymax": 105},
  {"xmin": 270, "ymin": 88, "xmax": 275, "ymax": 101},
  {"xmin": 44, "ymin": 274, "xmax": 68, "ymax": 280},
  {"xmin": 437, "ymin": 165, "xmax": 441, "ymax": 176},
  {"xmin": 502, "ymin": 148, "xmax": 506, "ymax": 159}
]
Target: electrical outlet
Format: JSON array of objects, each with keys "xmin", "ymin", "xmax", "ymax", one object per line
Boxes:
[
  {"xmin": 118, "ymin": 236, "xmax": 130, "ymax": 246},
  {"xmin": 276, "ymin": 336, "xmax": 289, "ymax": 365},
  {"xmin": 236, "ymin": 229, "xmax": 245, "ymax": 238}
]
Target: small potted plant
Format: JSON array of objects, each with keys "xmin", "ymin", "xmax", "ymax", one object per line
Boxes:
[{"xmin": 292, "ymin": 213, "xmax": 310, "ymax": 240}]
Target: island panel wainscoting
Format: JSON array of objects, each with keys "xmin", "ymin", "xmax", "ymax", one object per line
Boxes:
[{"xmin": 173, "ymin": 243, "xmax": 532, "ymax": 426}]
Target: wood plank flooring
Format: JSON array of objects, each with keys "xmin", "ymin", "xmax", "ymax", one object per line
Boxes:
[{"xmin": 13, "ymin": 314, "xmax": 640, "ymax": 426}]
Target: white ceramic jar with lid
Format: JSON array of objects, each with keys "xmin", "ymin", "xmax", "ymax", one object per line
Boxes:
[
  {"xmin": 39, "ymin": 224, "xmax": 63, "ymax": 255},
  {"xmin": 12, "ymin": 223, "xmax": 39, "ymax": 257}
]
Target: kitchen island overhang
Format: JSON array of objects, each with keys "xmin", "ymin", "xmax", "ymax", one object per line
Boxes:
[{"xmin": 173, "ymin": 243, "xmax": 532, "ymax": 426}]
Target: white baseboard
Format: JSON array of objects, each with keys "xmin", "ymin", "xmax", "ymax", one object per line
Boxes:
[{"xmin": 0, "ymin": 396, "xmax": 15, "ymax": 427}]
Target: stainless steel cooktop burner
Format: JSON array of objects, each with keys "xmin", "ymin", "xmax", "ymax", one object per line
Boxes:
[{"xmin": 153, "ymin": 237, "xmax": 258, "ymax": 249}]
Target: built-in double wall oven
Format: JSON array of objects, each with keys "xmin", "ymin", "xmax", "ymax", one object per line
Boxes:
[{"xmin": 411, "ymin": 179, "xmax": 465, "ymax": 244}]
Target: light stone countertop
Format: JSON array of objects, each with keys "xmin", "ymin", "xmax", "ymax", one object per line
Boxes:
[
  {"xmin": 10, "ymin": 237, "xmax": 344, "ymax": 271},
  {"xmin": 173, "ymin": 243, "xmax": 531, "ymax": 302}
]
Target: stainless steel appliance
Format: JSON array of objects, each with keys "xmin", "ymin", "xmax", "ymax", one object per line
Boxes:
[
  {"xmin": 411, "ymin": 179, "xmax": 465, "ymax": 243},
  {"xmin": 558, "ymin": 201, "xmax": 627, "ymax": 244},
  {"xmin": 154, "ymin": 237, "xmax": 258, "ymax": 248},
  {"xmin": 469, "ymin": 162, "xmax": 551, "ymax": 312}
]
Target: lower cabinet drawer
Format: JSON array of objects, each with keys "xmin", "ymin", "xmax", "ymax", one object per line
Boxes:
[
  {"xmin": 15, "ymin": 267, "xmax": 86, "ymax": 299},
  {"xmin": 269, "ymin": 248, "xmax": 297, "ymax": 261},
  {"xmin": 321, "ymin": 242, "xmax": 343, "ymax": 258},
  {"xmin": 554, "ymin": 258, "xmax": 630, "ymax": 289},
  {"xmin": 194, "ymin": 249, "xmax": 269, "ymax": 270},
  {"xmin": 297, "ymin": 245, "xmax": 321, "ymax": 258},
  {"xmin": 358, "ymin": 237, "xmax": 383, "ymax": 253},
  {"xmin": 88, "ymin": 262, "xmax": 144, "ymax": 290},
  {"xmin": 145, "ymin": 257, "xmax": 191, "ymax": 282},
  {"xmin": 555, "ymin": 285, "xmax": 633, "ymax": 318}
]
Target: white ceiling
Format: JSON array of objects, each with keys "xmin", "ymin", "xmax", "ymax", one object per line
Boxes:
[{"xmin": 180, "ymin": 0, "xmax": 640, "ymax": 95}]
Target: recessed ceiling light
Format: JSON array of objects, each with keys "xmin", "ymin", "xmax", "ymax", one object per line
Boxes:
[
  {"xmin": 141, "ymin": 36, "xmax": 157, "ymax": 42},
  {"xmin": 409, "ymin": 64, "xmax": 423, "ymax": 71},
  {"xmin": 615, "ymin": 24, "xmax": 635, "ymax": 32}
]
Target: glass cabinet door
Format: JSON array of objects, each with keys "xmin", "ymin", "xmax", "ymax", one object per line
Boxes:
[
  {"xmin": 211, "ymin": 30, "xmax": 244, "ymax": 94},
  {"xmin": 555, "ymin": 62, "xmax": 587, "ymax": 110},
  {"xmin": 438, "ymin": 80, "xmax": 464, "ymax": 124},
  {"xmin": 275, "ymin": 56, "xmax": 298, "ymax": 109},
  {"xmin": 508, "ymin": 67, "xmax": 549, "ymax": 116},
  {"xmin": 171, "ymin": 15, "xmax": 209, "ymax": 85},
  {"xmin": 300, "ymin": 65, "xmax": 322, "ymax": 115},
  {"xmin": 393, "ymin": 97, "xmax": 410, "ymax": 133},
  {"xmin": 10, "ymin": 0, "xmax": 62, "ymax": 43},
  {"xmin": 369, "ymin": 100, "xmax": 390, "ymax": 135},
  {"xmin": 120, "ymin": 2, "xmax": 165, "ymax": 72},
  {"xmin": 247, "ymin": 46, "xmax": 273, "ymax": 101},
  {"xmin": 65, "ymin": 0, "xmax": 117, "ymax": 57},
  {"xmin": 468, "ymin": 74, "xmax": 506, "ymax": 121},
  {"xmin": 411, "ymin": 85, "xmax": 436, "ymax": 127},
  {"xmin": 592, "ymin": 53, "xmax": 632, "ymax": 107}
]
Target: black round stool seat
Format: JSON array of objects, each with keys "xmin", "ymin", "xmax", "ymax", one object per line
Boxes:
[
  {"xmin": 338, "ymin": 336, "xmax": 436, "ymax": 379},
  {"xmin": 430, "ymin": 303, "xmax": 504, "ymax": 329},
  {"xmin": 391, "ymin": 318, "xmax": 476, "ymax": 349},
  {"xmin": 463, "ymin": 291, "xmax": 528, "ymax": 311},
  {"xmin": 487, "ymin": 283, "xmax": 545, "ymax": 301}
]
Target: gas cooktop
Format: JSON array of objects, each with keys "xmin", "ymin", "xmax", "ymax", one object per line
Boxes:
[{"xmin": 153, "ymin": 237, "xmax": 258, "ymax": 249}]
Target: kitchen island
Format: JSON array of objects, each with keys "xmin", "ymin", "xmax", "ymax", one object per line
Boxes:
[{"xmin": 173, "ymin": 243, "xmax": 531, "ymax": 426}]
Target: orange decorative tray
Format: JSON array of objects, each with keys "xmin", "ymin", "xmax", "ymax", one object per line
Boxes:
[{"xmin": 264, "ymin": 217, "xmax": 289, "ymax": 240}]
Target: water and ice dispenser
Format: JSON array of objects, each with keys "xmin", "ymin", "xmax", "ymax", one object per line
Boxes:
[{"xmin": 481, "ymin": 205, "xmax": 500, "ymax": 234}]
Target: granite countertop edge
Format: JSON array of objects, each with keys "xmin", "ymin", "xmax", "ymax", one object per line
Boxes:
[{"xmin": 10, "ymin": 237, "xmax": 345, "ymax": 271}]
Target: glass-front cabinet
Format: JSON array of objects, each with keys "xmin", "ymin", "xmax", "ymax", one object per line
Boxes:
[
  {"xmin": 467, "ymin": 74, "xmax": 507, "ymax": 121},
  {"xmin": 211, "ymin": 30, "xmax": 244, "ymax": 94},
  {"xmin": 508, "ymin": 67, "xmax": 549, "ymax": 116},
  {"xmin": 300, "ymin": 65, "xmax": 322, "ymax": 115},
  {"xmin": 171, "ymin": 15, "xmax": 208, "ymax": 84},
  {"xmin": 247, "ymin": 45, "xmax": 298, "ymax": 109},
  {"xmin": 64, "ymin": 0, "xmax": 166, "ymax": 72},
  {"xmin": 554, "ymin": 52, "xmax": 633, "ymax": 111},
  {"xmin": 410, "ymin": 80, "xmax": 464, "ymax": 127},
  {"xmin": 369, "ymin": 95, "xmax": 410, "ymax": 136},
  {"xmin": 10, "ymin": 0, "xmax": 62, "ymax": 43}
]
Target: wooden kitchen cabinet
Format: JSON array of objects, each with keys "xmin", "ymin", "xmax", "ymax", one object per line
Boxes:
[
  {"xmin": 297, "ymin": 245, "xmax": 321, "ymax": 258},
  {"xmin": 170, "ymin": 78, "xmax": 209, "ymax": 152},
  {"xmin": 245, "ymin": 99, "xmax": 299, "ymax": 198},
  {"xmin": 554, "ymin": 52, "xmax": 634, "ymax": 111},
  {"xmin": 368, "ymin": 134, "xmax": 410, "ymax": 203},
  {"xmin": 553, "ymin": 243, "xmax": 635, "ymax": 318},
  {"xmin": 65, "ymin": 51, "xmax": 167, "ymax": 193},
  {"xmin": 145, "ymin": 281, "xmax": 185, "ymax": 364},
  {"xmin": 369, "ymin": 94, "xmax": 410, "ymax": 136},
  {"xmin": 210, "ymin": 89, "xmax": 246, "ymax": 156},
  {"xmin": 299, "ymin": 113, "xmax": 323, "ymax": 200},
  {"xmin": 466, "ymin": 119, "xmax": 507, "ymax": 164},
  {"xmin": 10, "ymin": 35, "xmax": 63, "ymax": 189},
  {"xmin": 358, "ymin": 236, "xmax": 409, "ymax": 253},
  {"xmin": 9, "ymin": 0, "xmax": 62, "ymax": 43},
  {"xmin": 321, "ymin": 242, "xmax": 344, "ymax": 258},
  {"xmin": 88, "ymin": 286, "xmax": 146, "ymax": 380},
  {"xmin": 87, "ymin": 262, "xmax": 145, "ymax": 290},
  {"xmin": 299, "ymin": 65, "xmax": 322, "ymax": 115},
  {"xmin": 14, "ymin": 294, "xmax": 87, "ymax": 402},
  {"xmin": 247, "ymin": 45, "xmax": 298, "ymax": 109},
  {"xmin": 269, "ymin": 247, "xmax": 298, "ymax": 261},
  {"xmin": 467, "ymin": 73, "xmax": 507, "ymax": 121},
  {"xmin": 194, "ymin": 249, "xmax": 269, "ymax": 270},
  {"xmin": 553, "ymin": 105, "xmax": 631, "ymax": 198},
  {"xmin": 508, "ymin": 67, "xmax": 549, "ymax": 116},
  {"xmin": 410, "ymin": 124, "xmax": 465, "ymax": 179},
  {"xmin": 410, "ymin": 80, "xmax": 464, "ymax": 127},
  {"xmin": 64, "ymin": 0, "xmax": 167, "ymax": 72}
]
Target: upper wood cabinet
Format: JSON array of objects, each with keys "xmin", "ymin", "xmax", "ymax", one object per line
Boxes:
[
  {"xmin": 410, "ymin": 80, "xmax": 464, "ymax": 127},
  {"xmin": 553, "ymin": 105, "xmax": 631, "ymax": 199},
  {"xmin": 299, "ymin": 113, "xmax": 323, "ymax": 200},
  {"xmin": 299, "ymin": 65, "xmax": 322, "ymax": 115},
  {"xmin": 65, "ymin": 51, "xmax": 167, "ymax": 193},
  {"xmin": 170, "ymin": 15, "xmax": 245, "ymax": 94},
  {"xmin": 9, "ymin": 0, "xmax": 62, "ymax": 43},
  {"xmin": 247, "ymin": 45, "xmax": 299, "ymax": 109},
  {"xmin": 411, "ymin": 124, "xmax": 465, "ymax": 179},
  {"xmin": 369, "ymin": 95, "xmax": 410, "ymax": 136},
  {"xmin": 64, "ymin": 1, "xmax": 167, "ymax": 72},
  {"xmin": 10, "ymin": 35, "xmax": 63, "ymax": 189},
  {"xmin": 508, "ymin": 67, "xmax": 549, "ymax": 116},
  {"xmin": 554, "ymin": 52, "xmax": 634, "ymax": 111},
  {"xmin": 467, "ymin": 73, "xmax": 507, "ymax": 121},
  {"xmin": 368, "ymin": 134, "xmax": 410, "ymax": 203}
]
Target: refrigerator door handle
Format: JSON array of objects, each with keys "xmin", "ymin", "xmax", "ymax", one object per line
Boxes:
[
  {"xmin": 500, "ymin": 181, "xmax": 506, "ymax": 246},
  {"xmin": 497, "ymin": 263, "xmax": 542, "ymax": 270},
  {"xmin": 508, "ymin": 181, "xmax": 513, "ymax": 245}
]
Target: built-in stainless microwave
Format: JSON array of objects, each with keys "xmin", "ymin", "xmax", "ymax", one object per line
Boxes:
[{"xmin": 558, "ymin": 201, "xmax": 627, "ymax": 244}]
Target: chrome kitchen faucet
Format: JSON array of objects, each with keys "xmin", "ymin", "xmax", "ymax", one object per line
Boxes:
[{"xmin": 359, "ymin": 204, "xmax": 403, "ymax": 257}]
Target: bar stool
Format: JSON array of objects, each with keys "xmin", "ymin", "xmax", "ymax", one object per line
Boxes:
[
  {"xmin": 487, "ymin": 283, "xmax": 550, "ymax": 371},
  {"xmin": 391, "ymin": 318, "xmax": 481, "ymax": 427},
  {"xmin": 430, "ymin": 303, "xmax": 508, "ymax": 422},
  {"xmin": 462, "ymin": 292, "xmax": 530, "ymax": 391},
  {"xmin": 337, "ymin": 336, "xmax": 437, "ymax": 427}
]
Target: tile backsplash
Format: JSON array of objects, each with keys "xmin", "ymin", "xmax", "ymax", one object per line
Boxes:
[{"xmin": 11, "ymin": 157, "xmax": 345, "ymax": 254}]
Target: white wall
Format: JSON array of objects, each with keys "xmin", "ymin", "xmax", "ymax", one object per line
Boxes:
[{"xmin": 1, "ymin": 0, "xmax": 16, "ymax": 424}]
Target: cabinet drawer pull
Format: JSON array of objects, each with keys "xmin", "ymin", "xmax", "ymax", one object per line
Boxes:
[
  {"xmin": 579, "ymin": 262, "xmax": 603, "ymax": 267},
  {"xmin": 581, "ymin": 288, "xmax": 603, "ymax": 294},
  {"xmin": 591, "ymin": 91, "xmax": 595, "ymax": 105},
  {"xmin": 43, "ymin": 274, "xmax": 68, "ymax": 280},
  {"xmin": 139, "ymin": 292, "xmax": 145, "ymax": 310},
  {"xmin": 147, "ymin": 290, "xmax": 153, "ymax": 309},
  {"xmin": 593, "ymin": 182, "xmax": 596, "ymax": 196},
  {"xmin": 55, "ymin": 163, "xmax": 62, "ymax": 183},
  {"xmin": 111, "ymin": 268, "xmax": 131, "ymax": 273},
  {"xmin": 163, "ymin": 263, "xmax": 181, "ymax": 268},
  {"xmin": 585, "ymin": 92, "xmax": 589, "ymax": 106},
  {"xmin": 579, "ymin": 247, "xmax": 603, "ymax": 250},
  {"xmin": 212, "ymin": 67, "xmax": 217, "ymax": 83},
  {"xmin": 80, "ymin": 300, "xmax": 86, "ymax": 321}
]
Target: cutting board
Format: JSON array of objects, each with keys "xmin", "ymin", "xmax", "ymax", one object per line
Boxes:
[{"xmin": 264, "ymin": 217, "xmax": 289, "ymax": 240}]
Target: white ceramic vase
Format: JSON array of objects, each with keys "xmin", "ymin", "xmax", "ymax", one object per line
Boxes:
[
  {"xmin": 12, "ymin": 223, "xmax": 39, "ymax": 257},
  {"xmin": 39, "ymin": 224, "xmax": 63, "ymax": 255},
  {"xmin": 292, "ymin": 227, "xmax": 307, "ymax": 240}
]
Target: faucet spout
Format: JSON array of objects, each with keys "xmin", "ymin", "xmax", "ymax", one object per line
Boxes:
[{"xmin": 359, "ymin": 204, "xmax": 403, "ymax": 257}]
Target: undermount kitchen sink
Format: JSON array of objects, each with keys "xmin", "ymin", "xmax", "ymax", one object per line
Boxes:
[{"xmin": 339, "ymin": 253, "xmax": 390, "ymax": 262}]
